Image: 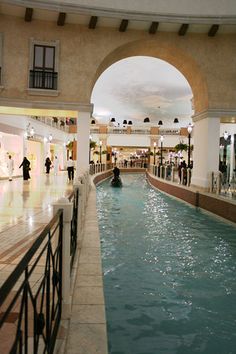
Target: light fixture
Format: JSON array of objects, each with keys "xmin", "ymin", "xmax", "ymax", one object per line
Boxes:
[
  {"xmin": 153, "ymin": 142, "xmax": 157, "ymax": 165},
  {"xmin": 187, "ymin": 124, "xmax": 193, "ymax": 167},
  {"xmin": 158, "ymin": 120, "xmax": 163, "ymax": 126},
  {"xmin": 174, "ymin": 118, "xmax": 179, "ymax": 124},
  {"xmin": 160, "ymin": 136, "xmax": 164, "ymax": 166},
  {"xmin": 91, "ymin": 119, "xmax": 96, "ymax": 124},
  {"xmin": 187, "ymin": 123, "xmax": 193, "ymax": 135},
  {"xmin": 25, "ymin": 123, "xmax": 35, "ymax": 139},
  {"xmin": 30, "ymin": 127, "xmax": 35, "ymax": 136},
  {"xmin": 99, "ymin": 141, "xmax": 102, "ymax": 163},
  {"xmin": 128, "ymin": 120, "xmax": 133, "ymax": 125},
  {"xmin": 49, "ymin": 134, "xmax": 53, "ymax": 142},
  {"xmin": 123, "ymin": 120, "xmax": 127, "ymax": 125},
  {"xmin": 223, "ymin": 131, "xmax": 229, "ymax": 140},
  {"xmin": 144, "ymin": 117, "xmax": 150, "ymax": 123},
  {"xmin": 110, "ymin": 117, "xmax": 116, "ymax": 122}
]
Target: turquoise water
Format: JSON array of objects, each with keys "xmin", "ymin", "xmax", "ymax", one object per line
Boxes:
[{"xmin": 96, "ymin": 174, "xmax": 236, "ymax": 354}]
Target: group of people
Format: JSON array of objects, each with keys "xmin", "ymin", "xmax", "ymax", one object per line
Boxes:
[
  {"xmin": 44, "ymin": 155, "xmax": 75, "ymax": 180},
  {"xmin": 44, "ymin": 156, "xmax": 60, "ymax": 175},
  {"xmin": 6, "ymin": 155, "xmax": 75, "ymax": 181},
  {"xmin": 4, "ymin": 154, "xmax": 30, "ymax": 182}
]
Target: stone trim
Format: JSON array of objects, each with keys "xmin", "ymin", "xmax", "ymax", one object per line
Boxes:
[
  {"xmin": 147, "ymin": 172, "xmax": 236, "ymax": 224},
  {"xmin": 27, "ymin": 88, "xmax": 60, "ymax": 97},
  {"xmin": 0, "ymin": 97, "xmax": 93, "ymax": 113},
  {"xmin": 193, "ymin": 108, "xmax": 236, "ymax": 122}
]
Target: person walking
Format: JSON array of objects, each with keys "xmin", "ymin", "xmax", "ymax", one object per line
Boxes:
[
  {"xmin": 53, "ymin": 156, "xmax": 59, "ymax": 175},
  {"xmin": 19, "ymin": 157, "xmax": 31, "ymax": 180},
  {"xmin": 45, "ymin": 157, "xmax": 52, "ymax": 174},
  {"xmin": 7, "ymin": 154, "xmax": 14, "ymax": 181},
  {"xmin": 67, "ymin": 156, "xmax": 75, "ymax": 181}
]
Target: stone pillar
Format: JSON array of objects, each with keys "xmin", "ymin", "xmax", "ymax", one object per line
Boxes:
[
  {"xmin": 76, "ymin": 110, "xmax": 91, "ymax": 175},
  {"xmin": 191, "ymin": 116, "xmax": 220, "ymax": 189}
]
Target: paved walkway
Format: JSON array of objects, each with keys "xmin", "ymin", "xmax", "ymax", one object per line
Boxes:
[
  {"xmin": 0, "ymin": 172, "xmax": 108, "ymax": 354},
  {"xmin": 0, "ymin": 173, "xmax": 73, "ymax": 286}
]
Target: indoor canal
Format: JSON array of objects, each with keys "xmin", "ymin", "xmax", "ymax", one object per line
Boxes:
[{"xmin": 96, "ymin": 173, "xmax": 236, "ymax": 354}]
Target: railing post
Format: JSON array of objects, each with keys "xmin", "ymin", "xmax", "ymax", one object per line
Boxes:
[
  {"xmin": 181, "ymin": 168, "xmax": 185, "ymax": 185},
  {"xmin": 216, "ymin": 171, "xmax": 222, "ymax": 194},
  {"xmin": 164, "ymin": 166, "xmax": 168, "ymax": 180},
  {"xmin": 171, "ymin": 166, "xmax": 175, "ymax": 182},
  {"xmin": 53, "ymin": 197, "xmax": 73, "ymax": 319},
  {"xmin": 74, "ymin": 179, "xmax": 85, "ymax": 235},
  {"xmin": 209, "ymin": 171, "xmax": 214, "ymax": 193},
  {"xmin": 187, "ymin": 168, "xmax": 191, "ymax": 186},
  {"xmin": 160, "ymin": 165, "xmax": 164, "ymax": 178}
]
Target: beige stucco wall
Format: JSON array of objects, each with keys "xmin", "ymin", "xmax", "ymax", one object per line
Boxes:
[{"xmin": 0, "ymin": 14, "xmax": 236, "ymax": 114}]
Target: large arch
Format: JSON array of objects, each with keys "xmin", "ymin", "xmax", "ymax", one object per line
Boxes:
[{"xmin": 90, "ymin": 39, "xmax": 209, "ymax": 115}]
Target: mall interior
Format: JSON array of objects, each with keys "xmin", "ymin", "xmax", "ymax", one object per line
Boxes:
[{"xmin": 0, "ymin": 1, "xmax": 236, "ymax": 353}]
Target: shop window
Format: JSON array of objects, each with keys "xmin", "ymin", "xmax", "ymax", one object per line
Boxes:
[{"xmin": 28, "ymin": 39, "xmax": 59, "ymax": 94}]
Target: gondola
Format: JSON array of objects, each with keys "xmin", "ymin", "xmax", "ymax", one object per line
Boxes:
[{"xmin": 110, "ymin": 176, "xmax": 122, "ymax": 187}]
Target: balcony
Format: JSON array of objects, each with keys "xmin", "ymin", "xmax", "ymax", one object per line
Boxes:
[{"xmin": 29, "ymin": 70, "xmax": 58, "ymax": 90}]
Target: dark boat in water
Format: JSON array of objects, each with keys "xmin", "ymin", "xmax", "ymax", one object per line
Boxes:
[{"xmin": 110, "ymin": 176, "xmax": 122, "ymax": 187}]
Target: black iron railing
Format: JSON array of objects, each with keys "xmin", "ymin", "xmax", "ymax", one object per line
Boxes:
[
  {"xmin": 69, "ymin": 189, "xmax": 79, "ymax": 271},
  {"xmin": 0, "ymin": 210, "xmax": 63, "ymax": 354},
  {"xmin": 29, "ymin": 70, "xmax": 58, "ymax": 90}
]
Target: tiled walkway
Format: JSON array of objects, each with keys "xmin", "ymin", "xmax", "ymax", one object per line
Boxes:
[
  {"xmin": 0, "ymin": 172, "xmax": 108, "ymax": 354},
  {"xmin": 0, "ymin": 172, "xmax": 73, "ymax": 287}
]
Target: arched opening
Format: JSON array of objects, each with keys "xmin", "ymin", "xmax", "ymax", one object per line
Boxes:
[
  {"xmin": 91, "ymin": 56, "xmax": 193, "ymax": 127},
  {"xmin": 90, "ymin": 54, "xmax": 196, "ymax": 168},
  {"xmin": 91, "ymin": 39, "xmax": 208, "ymax": 115}
]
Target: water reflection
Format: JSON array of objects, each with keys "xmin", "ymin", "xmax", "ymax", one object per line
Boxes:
[{"xmin": 97, "ymin": 174, "xmax": 236, "ymax": 354}]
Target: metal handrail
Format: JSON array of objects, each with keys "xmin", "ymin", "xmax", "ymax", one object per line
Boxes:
[
  {"xmin": 0, "ymin": 209, "xmax": 63, "ymax": 354},
  {"xmin": 68, "ymin": 189, "xmax": 79, "ymax": 271},
  {"xmin": 29, "ymin": 70, "xmax": 58, "ymax": 90}
]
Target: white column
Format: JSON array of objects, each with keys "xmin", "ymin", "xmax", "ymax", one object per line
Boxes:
[
  {"xmin": 53, "ymin": 197, "xmax": 73, "ymax": 319},
  {"xmin": 22, "ymin": 134, "xmax": 27, "ymax": 157},
  {"xmin": 191, "ymin": 117, "xmax": 220, "ymax": 188},
  {"xmin": 76, "ymin": 111, "xmax": 90, "ymax": 175}
]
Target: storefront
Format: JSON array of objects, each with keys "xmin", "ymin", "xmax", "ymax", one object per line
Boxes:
[{"xmin": 0, "ymin": 132, "xmax": 23, "ymax": 178}]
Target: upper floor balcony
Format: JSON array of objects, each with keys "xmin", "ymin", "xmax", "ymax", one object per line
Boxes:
[{"xmin": 29, "ymin": 70, "xmax": 58, "ymax": 90}]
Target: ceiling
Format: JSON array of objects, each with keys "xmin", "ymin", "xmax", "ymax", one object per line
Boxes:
[{"xmin": 1, "ymin": 1, "xmax": 236, "ymax": 35}]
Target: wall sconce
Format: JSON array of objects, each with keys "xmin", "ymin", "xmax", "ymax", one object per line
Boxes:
[
  {"xmin": 174, "ymin": 118, "xmax": 179, "ymax": 123},
  {"xmin": 158, "ymin": 120, "xmax": 163, "ymax": 126}
]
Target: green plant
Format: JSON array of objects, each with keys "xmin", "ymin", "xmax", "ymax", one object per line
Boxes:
[
  {"xmin": 174, "ymin": 143, "xmax": 188, "ymax": 152},
  {"xmin": 66, "ymin": 141, "xmax": 73, "ymax": 150},
  {"xmin": 90, "ymin": 140, "xmax": 97, "ymax": 149}
]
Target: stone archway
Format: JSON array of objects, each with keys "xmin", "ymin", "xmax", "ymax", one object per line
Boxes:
[{"xmin": 91, "ymin": 38, "xmax": 208, "ymax": 115}]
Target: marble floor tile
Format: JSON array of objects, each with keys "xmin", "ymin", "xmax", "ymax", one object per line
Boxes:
[
  {"xmin": 65, "ymin": 323, "xmax": 108, "ymax": 354},
  {"xmin": 70, "ymin": 304, "xmax": 106, "ymax": 324}
]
